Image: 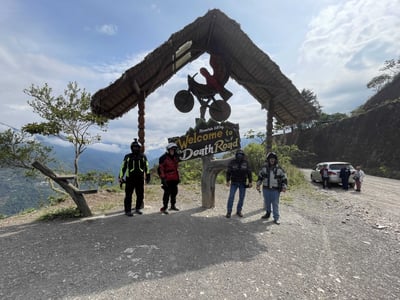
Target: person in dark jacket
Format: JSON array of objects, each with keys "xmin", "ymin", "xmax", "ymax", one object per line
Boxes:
[
  {"xmin": 118, "ymin": 139, "xmax": 150, "ymax": 216},
  {"xmin": 159, "ymin": 142, "xmax": 180, "ymax": 214},
  {"xmin": 225, "ymin": 149, "xmax": 252, "ymax": 218},
  {"xmin": 256, "ymin": 152, "xmax": 287, "ymax": 225},
  {"xmin": 339, "ymin": 166, "xmax": 351, "ymax": 190}
]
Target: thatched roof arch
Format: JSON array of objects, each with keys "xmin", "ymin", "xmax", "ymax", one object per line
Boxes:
[{"xmin": 91, "ymin": 9, "xmax": 318, "ymax": 125}]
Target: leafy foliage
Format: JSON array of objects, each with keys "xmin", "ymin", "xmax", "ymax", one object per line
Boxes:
[
  {"xmin": 301, "ymin": 89, "xmax": 322, "ymax": 115},
  {"xmin": 0, "ymin": 129, "xmax": 53, "ymax": 172},
  {"xmin": 242, "ymin": 143, "xmax": 265, "ymax": 174},
  {"xmin": 317, "ymin": 112, "xmax": 348, "ymax": 125},
  {"xmin": 366, "ymin": 74, "xmax": 392, "ymax": 92},
  {"xmin": 22, "ymin": 82, "xmax": 109, "ymax": 186},
  {"xmin": 366, "ymin": 57, "xmax": 400, "ymax": 92},
  {"xmin": 79, "ymin": 170, "xmax": 115, "ymax": 188},
  {"xmin": 179, "ymin": 158, "xmax": 203, "ymax": 183}
]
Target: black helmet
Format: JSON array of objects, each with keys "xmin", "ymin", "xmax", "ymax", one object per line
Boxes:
[
  {"xmin": 130, "ymin": 138, "xmax": 142, "ymax": 151},
  {"xmin": 235, "ymin": 149, "xmax": 245, "ymax": 159},
  {"xmin": 266, "ymin": 152, "xmax": 278, "ymax": 161}
]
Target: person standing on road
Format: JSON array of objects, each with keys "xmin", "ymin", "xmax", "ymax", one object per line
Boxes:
[
  {"xmin": 225, "ymin": 149, "xmax": 253, "ymax": 218},
  {"xmin": 159, "ymin": 142, "xmax": 181, "ymax": 214},
  {"xmin": 256, "ymin": 152, "xmax": 287, "ymax": 225},
  {"xmin": 353, "ymin": 165, "xmax": 365, "ymax": 192},
  {"xmin": 118, "ymin": 138, "xmax": 151, "ymax": 217},
  {"xmin": 320, "ymin": 164, "xmax": 330, "ymax": 189},
  {"xmin": 340, "ymin": 166, "xmax": 351, "ymax": 190}
]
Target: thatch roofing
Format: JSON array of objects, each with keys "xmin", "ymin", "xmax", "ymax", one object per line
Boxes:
[{"xmin": 91, "ymin": 9, "xmax": 318, "ymax": 125}]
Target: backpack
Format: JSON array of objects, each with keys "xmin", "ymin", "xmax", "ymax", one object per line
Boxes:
[{"xmin": 157, "ymin": 153, "xmax": 167, "ymax": 177}]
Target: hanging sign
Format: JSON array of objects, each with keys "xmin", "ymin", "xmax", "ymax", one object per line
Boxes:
[{"xmin": 169, "ymin": 120, "xmax": 240, "ymax": 161}]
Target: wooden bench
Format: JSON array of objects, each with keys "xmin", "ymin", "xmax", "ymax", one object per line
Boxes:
[{"xmin": 32, "ymin": 161, "xmax": 97, "ymax": 216}]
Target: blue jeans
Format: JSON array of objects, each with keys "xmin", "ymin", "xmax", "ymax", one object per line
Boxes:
[
  {"xmin": 263, "ymin": 188, "xmax": 280, "ymax": 220},
  {"xmin": 227, "ymin": 182, "xmax": 246, "ymax": 213}
]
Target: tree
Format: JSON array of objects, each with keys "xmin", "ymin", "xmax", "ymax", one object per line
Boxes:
[
  {"xmin": 23, "ymin": 82, "xmax": 109, "ymax": 187},
  {"xmin": 301, "ymin": 89, "xmax": 322, "ymax": 115},
  {"xmin": 0, "ymin": 129, "xmax": 53, "ymax": 172},
  {"xmin": 297, "ymin": 89, "xmax": 322, "ymax": 129},
  {"xmin": 244, "ymin": 129, "xmax": 266, "ymax": 144},
  {"xmin": 367, "ymin": 56, "xmax": 400, "ymax": 92},
  {"xmin": 366, "ymin": 74, "xmax": 392, "ymax": 92},
  {"xmin": 243, "ymin": 143, "xmax": 265, "ymax": 174},
  {"xmin": 317, "ymin": 112, "xmax": 348, "ymax": 125},
  {"xmin": 379, "ymin": 58, "xmax": 400, "ymax": 74}
]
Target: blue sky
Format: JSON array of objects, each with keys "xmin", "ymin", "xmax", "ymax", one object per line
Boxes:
[{"xmin": 1, "ymin": 0, "xmax": 399, "ymax": 153}]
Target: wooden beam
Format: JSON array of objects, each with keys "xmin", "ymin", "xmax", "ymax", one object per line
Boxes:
[{"xmin": 266, "ymin": 100, "xmax": 274, "ymax": 152}]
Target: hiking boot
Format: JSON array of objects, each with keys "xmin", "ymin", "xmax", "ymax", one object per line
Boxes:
[
  {"xmin": 273, "ymin": 219, "xmax": 280, "ymax": 225},
  {"xmin": 125, "ymin": 212, "xmax": 133, "ymax": 217},
  {"xmin": 261, "ymin": 212, "xmax": 271, "ymax": 219},
  {"xmin": 160, "ymin": 207, "xmax": 169, "ymax": 214},
  {"xmin": 226, "ymin": 212, "xmax": 231, "ymax": 218},
  {"xmin": 236, "ymin": 211, "xmax": 243, "ymax": 218},
  {"xmin": 135, "ymin": 209, "xmax": 143, "ymax": 215},
  {"xmin": 170, "ymin": 206, "xmax": 180, "ymax": 211}
]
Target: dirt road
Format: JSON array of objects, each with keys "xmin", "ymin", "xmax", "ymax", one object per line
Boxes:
[
  {"xmin": 301, "ymin": 169, "xmax": 400, "ymax": 233},
  {"xmin": 1, "ymin": 172, "xmax": 399, "ymax": 299}
]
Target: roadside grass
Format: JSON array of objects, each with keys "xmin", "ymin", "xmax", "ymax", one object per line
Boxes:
[
  {"xmin": 281, "ymin": 164, "xmax": 322, "ymax": 204},
  {"xmin": 38, "ymin": 207, "xmax": 82, "ymax": 221}
]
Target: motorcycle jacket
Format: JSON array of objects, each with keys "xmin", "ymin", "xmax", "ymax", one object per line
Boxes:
[
  {"xmin": 119, "ymin": 152, "xmax": 149, "ymax": 180},
  {"xmin": 226, "ymin": 157, "xmax": 252, "ymax": 184},
  {"xmin": 256, "ymin": 164, "xmax": 287, "ymax": 191},
  {"xmin": 159, "ymin": 153, "xmax": 180, "ymax": 182}
]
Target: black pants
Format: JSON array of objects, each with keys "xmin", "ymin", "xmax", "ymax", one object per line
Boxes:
[
  {"xmin": 162, "ymin": 180, "xmax": 179, "ymax": 209},
  {"xmin": 124, "ymin": 177, "xmax": 144, "ymax": 213},
  {"xmin": 342, "ymin": 178, "xmax": 349, "ymax": 190},
  {"xmin": 322, "ymin": 177, "xmax": 330, "ymax": 188}
]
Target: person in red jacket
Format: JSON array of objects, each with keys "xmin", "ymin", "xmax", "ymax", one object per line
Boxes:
[{"xmin": 158, "ymin": 142, "xmax": 180, "ymax": 214}]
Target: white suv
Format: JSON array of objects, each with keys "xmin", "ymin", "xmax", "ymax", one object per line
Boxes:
[{"xmin": 311, "ymin": 162, "xmax": 356, "ymax": 187}]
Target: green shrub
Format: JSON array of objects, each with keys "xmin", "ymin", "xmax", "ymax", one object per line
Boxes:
[{"xmin": 38, "ymin": 207, "xmax": 82, "ymax": 221}]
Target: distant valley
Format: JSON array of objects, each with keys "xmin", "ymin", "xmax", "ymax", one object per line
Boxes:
[{"xmin": 0, "ymin": 142, "xmax": 164, "ymax": 217}]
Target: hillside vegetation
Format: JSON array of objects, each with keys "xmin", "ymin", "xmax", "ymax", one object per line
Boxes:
[{"xmin": 277, "ymin": 76, "xmax": 400, "ymax": 179}]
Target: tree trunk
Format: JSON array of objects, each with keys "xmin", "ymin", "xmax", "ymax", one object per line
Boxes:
[{"xmin": 32, "ymin": 161, "xmax": 94, "ymax": 217}]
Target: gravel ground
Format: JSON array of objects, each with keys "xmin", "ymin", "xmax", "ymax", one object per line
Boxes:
[{"xmin": 1, "ymin": 172, "xmax": 399, "ymax": 299}]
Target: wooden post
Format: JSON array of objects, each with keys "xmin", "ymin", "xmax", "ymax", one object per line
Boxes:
[
  {"xmin": 201, "ymin": 155, "xmax": 231, "ymax": 208},
  {"xmin": 266, "ymin": 100, "xmax": 274, "ymax": 153},
  {"xmin": 137, "ymin": 93, "xmax": 146, "ymax": 209},
  {"xmin": 138, "ymin": 93, "xmax": 145, "ymax": 152}
]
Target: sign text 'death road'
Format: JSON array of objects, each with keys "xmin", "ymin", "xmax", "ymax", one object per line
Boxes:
[{"xmin": 171, "ymin": 123, "xmax": 240, "ymax": 161}]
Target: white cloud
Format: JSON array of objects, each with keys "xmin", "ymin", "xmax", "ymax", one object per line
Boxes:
[
  {"xmin": 295, "ymin": 0, "xmax": 400, "ymax": 113},
  {"xmin": 96, "ymin": 24, "xmax": 118, "ymax": 36},
  {"xmin": 1, "ymin": 0, "xmax": 399, "ymax": 153},
  {"xmin": 88, "ymin": 143, "xmax": 122, "ymax": 153}
]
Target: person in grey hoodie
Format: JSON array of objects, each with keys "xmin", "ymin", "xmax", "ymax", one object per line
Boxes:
[{"xmin": 256, "ymin": 152, "xmax": 287, "ymax": 225}]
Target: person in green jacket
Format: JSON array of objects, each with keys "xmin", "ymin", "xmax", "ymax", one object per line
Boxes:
[{"xmin": 118, "ymin": 139, "xmax": 150, "ymax": 216}]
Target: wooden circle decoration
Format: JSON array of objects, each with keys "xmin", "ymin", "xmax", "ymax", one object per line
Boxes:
[
  {"xmin": 209, "ymin": 100, "xmax": 231, "ymax": 122},
  {"xmin": 174, "ymin": 90, "xmax": 195, "ymax": 113}
]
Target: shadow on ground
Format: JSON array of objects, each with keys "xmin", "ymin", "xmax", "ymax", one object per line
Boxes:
[{"xmin": 1, "ymin": 206, "xmax": 273, "ymax": 299}]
